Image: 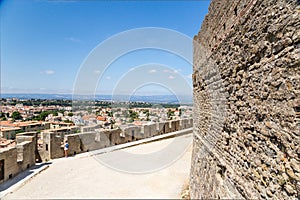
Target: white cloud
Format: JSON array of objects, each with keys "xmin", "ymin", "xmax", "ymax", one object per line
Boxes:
[
  {"xmin": 168, "ymin": 75, "xmax": 175, "ymax": 79},
  {"xmin": 65, "ymin": 37, "xmax": 82, "ymax": 43},
  {"xmin": 163, "ymin": 69, "xmax": 181, "ymax": 74},
  {"xmin": 94, "ymin": 70, "xmax": 101, "ymax": 74},
  {"xmin": 173, "ymin": 69, "xmax": 182, "ymax": 73},
  {"xmin": 106, "ymin": 76, "xmax": 111, "ymax": 80},
  {"xmin": 148, "ymin": 69, "xmax": 157, "ymax": 73},
  {"xmin": 41, "ymin": 70, "xmax": 55, "ymax": 75}
]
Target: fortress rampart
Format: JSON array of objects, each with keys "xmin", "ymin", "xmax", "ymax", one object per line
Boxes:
[
  {"xmin": 0, "ymin": 133, "xmax": 36, "ymax": 184},
  {"xmin": 39, "ymin": 118, "xmax": 193, "ymax": 161},
  {"xmin": 0, "ymin": 118, "xmax": 192, "ymax": 184},
  {"xmin": 191, "ymin": 0, "xmax": 299, "ymax": 199}
]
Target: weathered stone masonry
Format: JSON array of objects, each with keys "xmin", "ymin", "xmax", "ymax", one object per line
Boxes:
[
  {"xmin": 191, "ymin": 0, "xmax": 299, "ymax": 199},
  {"xmin": 0, "ymin": 133, "xmax": 36, "ymax": 184},
  {"xmin": 39, "ymin": 118, "xmax": 193, "ymax": 161}
]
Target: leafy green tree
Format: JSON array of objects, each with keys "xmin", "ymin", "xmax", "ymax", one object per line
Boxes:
[
  {"xmin": 129, "ymin": 110, "xmax": 138, "ymax": 121},
  {"xmin": 40, "ymin": 111, "xmax": 50, "ymax": 121},
  {"xmin": 107, "ymin": 111, "xmax": 113, "ymax": 117},
  {"xmin": 68, "ymin": 112, "xmax": 74, "ymax": 117},
  {"xmin": 167, "ymin": 109, "xmax": 175, "ymax": 120},
  {"xmin": 64, "ymin": 119, "xmax": 73, "ymax": 123},
  {"xmin": 0, "ymin": 112, "xmax": 7, "ymax": 120},
  {"xmin": 87, "ymin": 108, "xmax": 92, "ymax": 114},
  {"xmin": 11, "ymin": 111, "xmax": 22, "ymax": 120},
  {"xmin": 122, "ymin": 110, "xmax": 130, "ymax": 118},
  {"xmin": 16, "ymin": 129, "xmax": 25, "ymax": 134},
  {"xmin": 143, "ymin": 109, "xmax": 150, "ymax": 121}
]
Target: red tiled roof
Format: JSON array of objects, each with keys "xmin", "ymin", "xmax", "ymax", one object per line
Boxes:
[{"xmin": 97, "ymin": 116, "xmax": 106, "ymax": 121}]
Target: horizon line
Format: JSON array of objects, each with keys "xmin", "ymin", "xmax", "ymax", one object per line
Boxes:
[{"xmin": 0, "ymin": 92, "xmax": 192, "ymax": 96}]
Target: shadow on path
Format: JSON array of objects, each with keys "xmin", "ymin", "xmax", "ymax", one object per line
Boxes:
[{"xmin": 0, "ymin": 162, "xmax": 52, "ymax": 192}]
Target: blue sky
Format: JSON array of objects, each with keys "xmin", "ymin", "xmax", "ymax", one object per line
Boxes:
[{"xmin": 1, "ymin": 0, "xmax": 210, "ymax": 96}]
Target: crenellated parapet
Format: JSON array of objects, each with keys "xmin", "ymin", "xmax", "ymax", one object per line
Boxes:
[
  {"xmin": 0, "ymin": 133, "xmax": 36, "ymax": 184},
  {"xmin": 39, "ymin": 118, "xmax": 193, "ymax": 162}
]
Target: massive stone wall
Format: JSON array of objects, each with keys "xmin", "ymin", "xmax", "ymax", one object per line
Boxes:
[{"xmin": 191, "ymin": 0, "xmax": 299, "ymax": 199}]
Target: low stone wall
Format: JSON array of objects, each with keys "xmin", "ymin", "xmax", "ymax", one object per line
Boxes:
[
  {"xmin": 39, "ymin": 132, "xmax": 51, "ymax": 162},
  {"xmin": 0, "ymin": 147, "xmax": 19, "ymax": 184},
  {"xmin": 141, "ymin": 123, "xmax": 157, "ymax": 138},
  {"xmin": 109, "ymin": 129, "xmax": 130, "ymax": 145},
  {"xmin": 0, "ymin": 134, "xmax": 36, "ymax": 184},
  {"xmin": 16, "ymin": 139, "xmax": 36, "ymax": 171},
  {"xmin": 49, "ymin": 133, "xmax": 64, "ymax": 159},
  {"xmin": 16, "ymin": 132, "xmax": 40, "ymax": 162},
  {"xmin": 40, "ymin": 118, "xmax": 193, "ymax": 161}
]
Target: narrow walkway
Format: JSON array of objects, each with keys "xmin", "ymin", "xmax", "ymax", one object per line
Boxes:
[{"xmin": 3, "ymin": 133, "xmax": 193, "ymax": 199}]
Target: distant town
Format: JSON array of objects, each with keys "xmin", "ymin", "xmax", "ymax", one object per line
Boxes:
[{"xmin": 0, "ymin": 98, "xmax": 192, "ymax": 141}]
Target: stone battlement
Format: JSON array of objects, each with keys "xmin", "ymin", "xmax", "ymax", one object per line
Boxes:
[
  {"xmin": 39, "ymin": 118, "xmax": 193, "ymax": 161},
  {"xmin": 0, "ymin": 133, "xmax": 36, "ymax": 184}
]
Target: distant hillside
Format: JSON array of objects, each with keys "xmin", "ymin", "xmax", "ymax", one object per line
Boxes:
[{"xmin": 0, "ymin": 93, "xmax": 193, "ymax": 104}]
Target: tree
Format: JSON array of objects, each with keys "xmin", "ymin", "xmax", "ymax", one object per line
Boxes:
[
  {"xmin": 107, "ymin": 111, "xmax": 113, "ymax": 117},
  {"xmin": 0, "ymin": 112, "xmax": 7, "ymax": 120},
  {"xmin": 40, "ymin": 111, "xmax": 50, "ymax": 121},
  {"xmin": 11, "ymin": 111, "xmax": 22, "ymax": 120},
  {"xmin": 129, "ymin": 110, "xmax": 138, "ymax": 122},
  {"xmin": 64, "ymin": 119, "xmax": 73, "ymax": 123},
  {"xmin": 143, "ymin": 109, "xmax": 150, "ymax": 121},
  {"xmin": 68, "ymin": 112, "xmax": 74, "ymax": 117},
  {"xmin": 167, "ymin": 109, "xmax": 175, "ymax": 120},
  {"xmin": 122, "ymin": 110, "xmax": 130, "ymax": 118}
]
